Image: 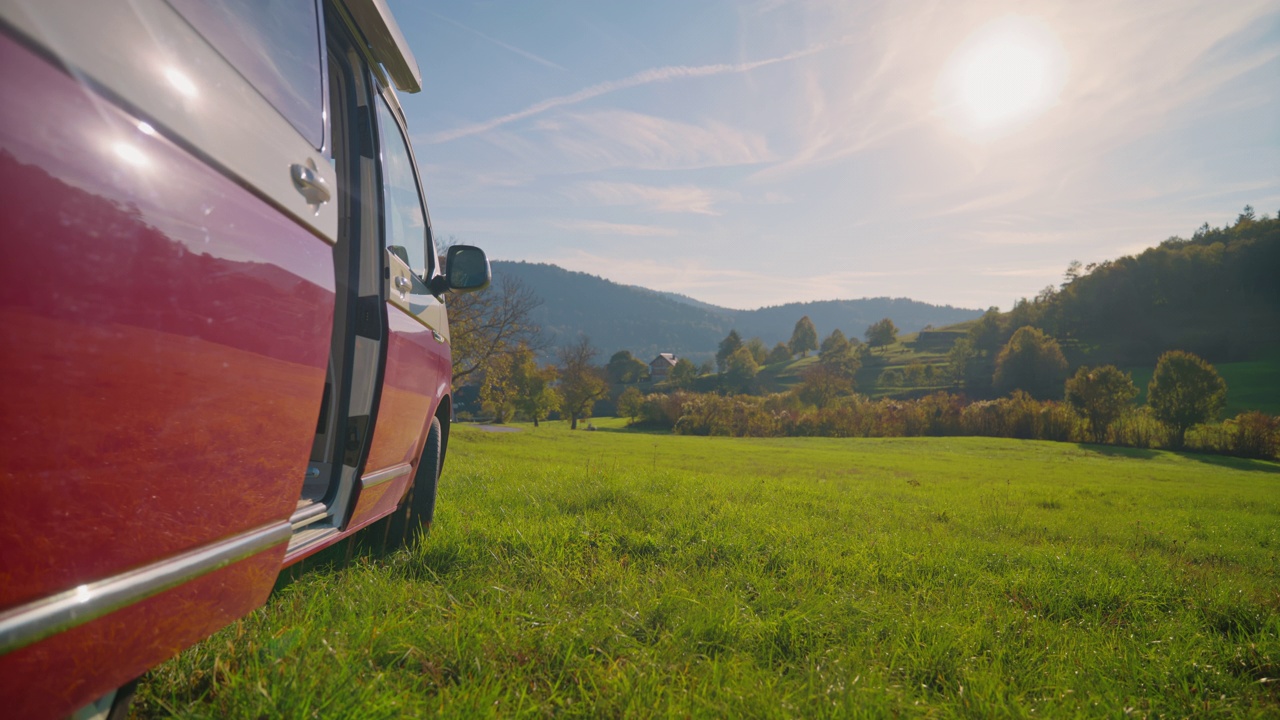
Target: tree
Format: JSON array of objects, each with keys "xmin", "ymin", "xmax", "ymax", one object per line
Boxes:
[
  {"xmin": 797, "ymin": 364, "xmax": 853, "ymax": 408},
  {"xmin": 478, "ymin": 351, "xmax": 515, "ymax": 423},
  {"xmin": 557, "ymin": 337, "xmax": 607, "ymax": 430},
  {"xmin": 722, "ymin": 346, "xmax": 759, "ymax": 392},
  {"xmin": 865, "ymin": 318, "xmax": 898, "ymax": 351},
  {"xmin": 818, "ymin": 329, "xmax": 860, "ymax": 382},
  {"xmin": 510, "ymin": 345, "xmax": 560, "ymax": 427},
  {"xmin": 447, "ymin": 274, "xmax": 542, "ymax": 385},
  {"xmin": 819, "ymin": 328, "xmax": 850, "ymax": 358},
  {"xmin": 766, "ymin": 342, "xmax": 792, "ymax": 365},
  {"xmin": 1064, "ymin": 365, "xmax": 1138, "ymax": 443},
  {"xmin": 605, "ymin": 350, "xmax": 647, "ymax": 384},
  {"xmin": 1147, "ymin": 350, "xmax": 1227, "ymax": 449},
  {"xmin": 616, "ymin": 387, "xmax": 643, "ymax": 421},
  {"xmin": 992, "ymin": 326, "xmax": 1068, "ymax": 400},
  {"xmin": 968, "ymin": 307, "xmax": 1004, "ymax": 355},
  {"xmin": 716, "ymin": 330, "xmax": 744, "ymax": 372},
  {"xmin": 947, "ymin": 337, "xmax": 976, "ymax": 387},
  {"xmin": 745, "ymin": 337, "xmax": 768, "ymax": 365},
  {"xmin": 789, "ymin": 316, "xmax": 818, "ymax": 357},
  {"xmin": 669, "ymin": 357, "xmax": 698, "ymax": 388}
]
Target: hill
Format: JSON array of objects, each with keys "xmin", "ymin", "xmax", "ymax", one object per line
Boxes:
[{"xmin": 493, "ymin": 260, "xmax": 982, "ymax": 363}]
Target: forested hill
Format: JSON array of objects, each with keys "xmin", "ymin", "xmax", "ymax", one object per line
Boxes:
[
  {"xmin": 971, "ymin": 208, "xmax": 1280, "ymax": 369},
  {"xmin": 492, "ymin": 260, "xmax": 982, "ymax": 363}
]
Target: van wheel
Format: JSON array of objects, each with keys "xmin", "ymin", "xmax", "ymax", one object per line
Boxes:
[{"xmin": 382, "ymin": 416, "xmax": 442, "ymax": 550}]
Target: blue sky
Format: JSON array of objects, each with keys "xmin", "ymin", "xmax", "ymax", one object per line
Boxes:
[{"xmin": 387, "ymin": 0, "xmax": 1279, "ymax": 311}]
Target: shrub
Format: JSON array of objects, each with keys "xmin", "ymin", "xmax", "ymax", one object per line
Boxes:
[
  {"xmin": 1228, "ymin": 411, "xmax": 1280, "ymax": 460},
  {"xmin": 1107, "ymin": 407, "xmax": 1168, "ymax": 449}
]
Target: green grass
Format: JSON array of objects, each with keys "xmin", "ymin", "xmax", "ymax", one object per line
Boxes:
[{"xmin": 136, "ymin": 426, "xmax": 1280, "ymax": 718}]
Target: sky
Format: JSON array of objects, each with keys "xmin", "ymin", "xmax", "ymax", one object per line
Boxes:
[{"xmin": 386, "ymin": 0, "xmax": 1279, "ymax": 311}]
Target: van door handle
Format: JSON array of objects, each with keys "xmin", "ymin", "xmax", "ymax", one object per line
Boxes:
[{"xmin": 290, "ymin": 162, "xmax": 331, "ymax": 206}]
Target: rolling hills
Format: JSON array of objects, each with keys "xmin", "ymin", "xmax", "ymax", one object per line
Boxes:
[{"xmin": 493, "ymin": 260, "xmax": 982, "ymax": 363}]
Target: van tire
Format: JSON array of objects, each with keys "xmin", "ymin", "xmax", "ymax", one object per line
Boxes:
[{"xmin": 382, "ymin": 416, "xmax": 442, "ymax": 549}]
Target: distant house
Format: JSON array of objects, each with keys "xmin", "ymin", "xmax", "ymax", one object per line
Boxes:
[{"xmin": 649, "ymin": 353, "xmax": 678, "ymax": 379}]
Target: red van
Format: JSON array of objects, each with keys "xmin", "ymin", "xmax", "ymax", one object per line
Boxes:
[{"xmin": 0, "ymin": 1, "xmax": 486, "ymax": 717}]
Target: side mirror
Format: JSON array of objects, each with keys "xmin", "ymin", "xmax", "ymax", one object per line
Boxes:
[{"xmin": 429, "ymin": 245, "xmax": 490, "ymax": 296}]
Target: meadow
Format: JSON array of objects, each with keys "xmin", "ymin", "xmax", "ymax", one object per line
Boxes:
[{"xmin": 136, "ymin": 423, "xmax": 1280, "ymax": 718}]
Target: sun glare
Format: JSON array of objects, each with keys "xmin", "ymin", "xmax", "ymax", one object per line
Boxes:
[{"xmin": 938, "ymin": 16, "xmax": 1067, "ymax": 141}]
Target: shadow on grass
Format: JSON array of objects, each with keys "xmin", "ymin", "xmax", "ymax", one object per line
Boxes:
[
  {"xmin": 1076, "ymin": 443, "xmax": 1160, "ymax": 460},
  {"xmin": 1077, "ymin": 442, "xmax": 1280, "ymax": 474},
  {"xmin": 1183, "ymin": 452, "xmax": 1280, "ymax": 475},
  {"xmin": 593, "ymin": 423, "xmax": 673, "ymax": 436}
]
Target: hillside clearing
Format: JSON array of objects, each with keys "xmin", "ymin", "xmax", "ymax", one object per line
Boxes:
[{"xmin": 137, "ymin": 427, "xmax": 1280, "ymax": 718}]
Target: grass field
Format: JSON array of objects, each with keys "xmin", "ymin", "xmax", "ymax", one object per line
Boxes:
[{"xmin": 137, "ymin": 425, "xmax": 1279, "ymax": 718}]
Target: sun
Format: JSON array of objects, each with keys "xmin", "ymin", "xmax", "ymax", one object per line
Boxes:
[{"xmin": 938, "ymin": 16, "xmax": 1067, "ymax": 141}]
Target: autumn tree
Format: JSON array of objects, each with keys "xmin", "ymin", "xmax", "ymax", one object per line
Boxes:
[
  {"xmin": 766, "ymin": 342, "xmax": 792, "ymax": 365},
  {"xmin": 865, "ymin": 318, "xmax": 898, "ymax": 352},
  {"xmin": 557, "ymin": 337, "xmax": 607, "ymax": 430},
  {"xmin": 510, "ymin": 345, "xmax": 560, "ymax": 427},
  {"xmin": 1147, "ymin": 350, "xmax": 1227, "ymax": 449},
  {"xmin": 789, "ymin": 316, "xmax": 818, "ymax": 357},
  {"xmin": 992, "ymin": 326, "xmax": 1068, "ymax": 400},
  {"xmin": 817, "ymin": 329, "xmax": 860, "ymax": 382},
  {"xmin": 797, "ymin": 364, "xmax": 853, "ymax": 408},
  {"xmin": 1064, "ymin": 365, "xmax": 1138, "ymax": 443},
  {"xmin": 605, "ymin": 350, "xmax": 648, "ymax": 384},
  {"xmin": 745, "ymin": 337, "xmax": 769, "ymax": 365},
  {"xmin": 716, "ymin": 330, "xmax": 744, "ymax": 372},
  {"xmin": 947, "ymin": 337, "xmax": 977, "ymax": 387},
  {"xmin": 819, "ymin": 329, "xmax": 849, "ymax": 358},
  {"xmin": 722, "ymin": 346, "xmax": 759, "ymax": 392},
  {"xmin": 669, "ymin": 357, "xmax": 698, "ymax": 388},
  {"xmin": 616, "ymin": 386, "xmax": 643, "ymax": 421},
  {"xmin": 447, "ymin": 274, "xmax": 542, "ymax": 385},
  {"xmin": 478, "ymin": 351, "xmax": 515, "ymax": 423}
]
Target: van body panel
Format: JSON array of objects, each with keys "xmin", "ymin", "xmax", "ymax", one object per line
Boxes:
[{"xmin": 0, "ymin": 33, "xmax": 330, "ymax": 612}]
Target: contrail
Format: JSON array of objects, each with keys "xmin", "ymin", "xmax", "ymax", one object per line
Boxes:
[
  {"xmin": 426, "ymin": 36, "xmax": 854, "ymax": 144},
  {"xmin": 424, "ymin": 9, "xmax": 567, "ymax": 72}
]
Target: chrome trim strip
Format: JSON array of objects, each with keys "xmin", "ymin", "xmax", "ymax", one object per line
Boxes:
[
  {"xmin": 286, "ymin": 525, "xmax": 341, "ymax": 556},
  {"xmin": 0, "ymin": 522, "xmax": 290, "ymax": 656},
  {"xmin": 289, "ymin": 502, "xmax": 329, "ymax": 529},
  {"xmin": 361, "ymin": 462, "xmax": 411, "ymax": 488}
]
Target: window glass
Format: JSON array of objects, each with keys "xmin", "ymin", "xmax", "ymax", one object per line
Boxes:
[
  {"xmin": 167, "ymin": 0, "xmax": 323, "ymax": 147},
  {"xmin": 375, "ymin": 96, "xmax": 430, "ymax": 277}
]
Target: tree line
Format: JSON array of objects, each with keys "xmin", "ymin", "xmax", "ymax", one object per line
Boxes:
[{"xmin": 621, "ymin": 350, "xmax": 1276, "ymax": 461}]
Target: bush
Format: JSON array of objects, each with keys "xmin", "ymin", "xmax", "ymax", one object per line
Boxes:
[
  {"xmin": 672, "ymin": 394, "xmax": 778, "ymax": 437},
  {"xmin": 1228, "ymin": 411, "xmax": 1279, "ymax": 459},
  {"xmin": 1106, "ymin": 408, "xmax": 1168, "ymax": 449},
  {"xmin": 628, "ymin": 388, "xmax": 1275, "ymax": 461}
]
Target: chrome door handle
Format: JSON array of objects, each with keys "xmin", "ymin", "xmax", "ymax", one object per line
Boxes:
[
  {"xmin": 394, "ymin": 276, "xmax": 411, "ymax": 292},
  {"xmin": 290, "ymin": 162, "xmax": 330, "ymax": 206}
]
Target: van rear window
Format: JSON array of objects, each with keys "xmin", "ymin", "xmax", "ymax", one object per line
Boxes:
[{"xmin": 168, "ymin": 0, "xmax": 324, "ymax": 148}]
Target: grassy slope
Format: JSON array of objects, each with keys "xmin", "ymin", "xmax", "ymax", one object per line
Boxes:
[{"xmin": 137, "ymin": 427, "xmax": 1279, "ymax": 718}]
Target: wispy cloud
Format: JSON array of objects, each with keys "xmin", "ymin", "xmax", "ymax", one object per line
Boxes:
[
  {"xmin": 554, "ymin": 220, "xmax": 678, "ymax": 237},
  {"xmin": 566, "ymin": 182, "xmax": 738, "ymax": 215},
  {"xmin": 458, "ymin": 110, "xmax": 773, "ymax": 172},
  {"xmin": 423, "ymin": 9, "xmax": 565, "ymax": 71},
  {"xmin": 426, "ymin": 36, "xmax": 855, "ymax": 143}
]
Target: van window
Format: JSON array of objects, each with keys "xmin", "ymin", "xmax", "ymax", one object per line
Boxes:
[
  {"xmin": 167, "ymin": 0, "xmax": 324, "ymax": 147},
  {"xmin": 375, "ymin": 96, "xmax": 431, "ymax": 278}
]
